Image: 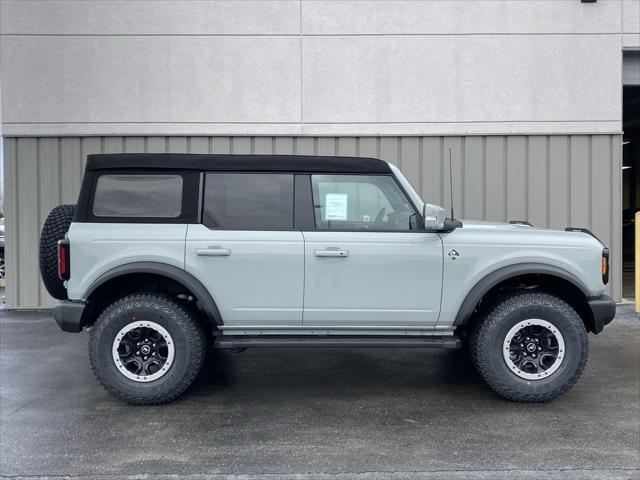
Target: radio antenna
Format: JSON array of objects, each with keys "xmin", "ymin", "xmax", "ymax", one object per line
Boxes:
[{"xmin": 448, "ymin": 147, "xmax": 455, "ymax": 220}]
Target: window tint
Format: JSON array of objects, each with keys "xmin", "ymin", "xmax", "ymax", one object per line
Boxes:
[
  {"xmin": 311, "ymin": 175, "xmax": 417, "ymax": 231},
  {"xmin": 93, "ymin": 174, "xmax": 183, "ymax": 217},
  {"xmin": 203, "ymin": 173, "xmax": 293, "ymax": 230}
]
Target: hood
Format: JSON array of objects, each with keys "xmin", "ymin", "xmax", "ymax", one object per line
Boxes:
[
  {"xmin": 456, "ymin": 219, "xmax": 604, "ymax": 247},
  {"xmin": 459, "ymin": 219, "xmax": 544, "ymax": 231}
]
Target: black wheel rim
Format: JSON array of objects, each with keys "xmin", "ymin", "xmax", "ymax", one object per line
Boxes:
[
  {"xmin": 503, "ymin": 319, "xmax": 565, "ymax": 380},
  {"xmin": 112, "ymin": 320, "xmax": 174, "ymax": 382}
]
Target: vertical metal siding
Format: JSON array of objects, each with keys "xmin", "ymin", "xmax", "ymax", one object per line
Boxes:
[{"xmin": 2, "ymin": 135, "xmax": 623, "ymax": 308}]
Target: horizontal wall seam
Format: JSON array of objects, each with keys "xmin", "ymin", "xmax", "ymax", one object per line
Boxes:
[
  {"xmin": 0, "ymin": 33, "xmax": 627, "ymax": 37},
  {"xmin": 3, "ymin": 132, "xmax": 625, "ymax": 138},
  {"xmin": 4, "ymin": 120, "xmax": 622, "ymax": 124}
]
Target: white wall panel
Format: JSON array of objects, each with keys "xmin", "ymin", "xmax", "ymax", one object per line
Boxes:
[
  {"xmin": 623, "ymin": 33, "xmax": 640, "ymax": 49},
  {"xmin": 0, "ymin": 0, "xmax": 300, "ymax": 35},
  {"xmin": 623, "ymin": 0, "xmax": 640, "ymax": 48},
  {"xmin": 1, "ymin": 36, "xmax": 302, "ymax": 125},
  {"xmin": 302, "ymin": 0, "xmax": 620, "ymax": 35},
  {"xmin": 0, "ymin": 0, "xmax": 627, "ymax": 137},
  {"xmin": 302, "ymin": 34, "xmax": 621, "ymax": 129}
]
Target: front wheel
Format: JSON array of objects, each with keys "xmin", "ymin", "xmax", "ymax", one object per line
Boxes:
[
  {"xmin": 89, "ymin": 294, "xmax": 206, "ymax": 405},
  {"xmin": 470, "ymin": 292, "xmax": 588, "ymax": 402}
]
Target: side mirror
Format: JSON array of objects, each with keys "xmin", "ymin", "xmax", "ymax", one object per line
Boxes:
[{"xmin": 423, "ymin": 203, "xmax": 445, "ymax": 230}]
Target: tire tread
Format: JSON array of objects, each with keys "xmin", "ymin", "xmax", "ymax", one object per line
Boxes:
[
  {"xmin": 39, "ymin": 204, "xmax": 76, "ymax": 300},
  {"xmin": 88, "ymin": 293, "xmax": 206, "ymax": 405},
  {"xmin": 470, "ymin": 291, "xmax": 588, "ymax": 403}
]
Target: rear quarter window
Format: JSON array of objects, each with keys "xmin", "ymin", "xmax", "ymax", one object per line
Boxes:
[{"xmin": 92, "ymin": 174, "xmax": 183, "ymax": 218}]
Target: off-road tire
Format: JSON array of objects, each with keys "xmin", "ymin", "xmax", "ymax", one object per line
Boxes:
[
  {"xmin": 39, "ymin": 204, "xmax": 76, "ymax": 300},
  {"xmin": 470, "ymin": 291, "xmax": 588, "ymax": 402},
  {"xmin": 89, "ymin": 294, "xmax": 206, "ymax": 405}
]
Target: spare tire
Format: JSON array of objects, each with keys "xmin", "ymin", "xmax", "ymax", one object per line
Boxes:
[{"xmin": 39, "ymin": 204, "xmax": 76, "ymax": 300}]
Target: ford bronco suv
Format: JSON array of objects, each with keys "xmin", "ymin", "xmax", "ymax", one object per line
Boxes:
[{"xmin": 40, "ymin": 154, "xmax": 616, "ymax": 405}]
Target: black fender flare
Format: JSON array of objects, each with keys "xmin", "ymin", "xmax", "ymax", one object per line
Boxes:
[
  {"xmin": 453, "ymin": 263, "xmax": 592, "ymax": 326},
  {"xmin": 84, "ymin": 261, "xmax": 223, "ymax": 326}
]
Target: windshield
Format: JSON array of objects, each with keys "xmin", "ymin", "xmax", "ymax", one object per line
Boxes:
[{"xmin": 388, "ymin": 163, "xmax": 424, "ymax": 213}]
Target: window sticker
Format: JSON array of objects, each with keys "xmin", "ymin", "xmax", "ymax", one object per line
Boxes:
[{"xmin": 325, "ymin": 193, "xmax": 348, "ymax": 221}]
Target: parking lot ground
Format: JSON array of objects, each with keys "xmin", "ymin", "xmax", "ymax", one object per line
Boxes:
[{"xmin": 1, "ymin": 305, "xmax": 639, "ymax": 480}]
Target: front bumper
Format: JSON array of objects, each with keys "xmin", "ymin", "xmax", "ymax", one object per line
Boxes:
[
  {"xmin": 587, "ymin": 294, "xmax": 616, "ymax": 334},
  {"xmin": 53, "ymin": 301, "xmax": 86, "ymax": 333}
]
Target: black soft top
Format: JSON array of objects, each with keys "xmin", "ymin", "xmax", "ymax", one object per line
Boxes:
[{"xmin": 86, "ymin": 154, "xmax": 391, "ymax": 174}]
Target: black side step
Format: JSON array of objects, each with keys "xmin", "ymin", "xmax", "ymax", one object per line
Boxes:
[{"xmin": 215, "ymin": 335, "xmax": 461, "ymax": 349}]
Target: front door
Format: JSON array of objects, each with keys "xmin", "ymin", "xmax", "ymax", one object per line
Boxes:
[
  {"xmin": 185, "ymin": 173, "xmax": 303, "ymax": 327},
  {"xmin": 303, "ymin": 174, "xmax": 443, "ymax": 327}
]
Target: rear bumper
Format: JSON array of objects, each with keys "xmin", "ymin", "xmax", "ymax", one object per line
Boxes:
[
  {"xmin": 52, "ymin": 301, "xmax": 86, "ymax": 333},
  {"xmin": 587, "ymin": 294, "xmax": 616, "ymax": 334}
]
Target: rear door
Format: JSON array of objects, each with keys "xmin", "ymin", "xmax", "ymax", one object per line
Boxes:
[
  {"xmin": 303, "ymin": 174, "xmax": 443, "ymax": 327},
  {"xmin": 185, "ymin": 173, "xmax": 304, "ymax": 327}
]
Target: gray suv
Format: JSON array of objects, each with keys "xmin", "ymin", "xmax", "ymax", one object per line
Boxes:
[{"xmin": 39, "ymin": 154, "xmax": 615, "ymax": 404}]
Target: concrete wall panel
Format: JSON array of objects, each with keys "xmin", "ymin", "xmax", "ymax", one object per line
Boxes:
[
  {"xmin": 1, "ymin": 36, "xmax": 302, "ymax": 125},
  {"xmin": 0, "ymin": 0, "xmax": 300, "ymax": 35},
  {"xmin": 623, "ymin": 0, "xmax": 640, "ymax": 48},
  {"xmin": 302, "ymin": 0, "xmax": 620, "ymax": 35},
  {"xmin": 302, "ymin": 34, "xmax": 621, "ymax": 128},
  {"xmin": 0, "ymin": 0, "xmax": 626, "ymax": 137}
]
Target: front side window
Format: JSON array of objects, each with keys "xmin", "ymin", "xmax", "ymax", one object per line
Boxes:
[
  {"xmin": 203, "ymin": 173, "xmax": 294, "ymax": 230},
  {"xmin": 93, "ymin": 174, "xmax": 183, "ymax": 217},
  {"xmin": 311, "ymin": 175, "xmax": 418, "ymax": 231}
]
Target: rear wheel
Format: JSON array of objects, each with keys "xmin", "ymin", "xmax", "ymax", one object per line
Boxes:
[
  {"xmin": 89, "ymin": 294, "xmax": 206, "ymax": 405},
  {"xmin": 470, "ymin": 292, "xmax": 588, "ymax": 402}
]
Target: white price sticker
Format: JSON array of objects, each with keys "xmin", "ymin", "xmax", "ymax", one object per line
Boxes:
[{"xmin": 324, "ymin": 193, "xmax": 348, "ymax": 221}]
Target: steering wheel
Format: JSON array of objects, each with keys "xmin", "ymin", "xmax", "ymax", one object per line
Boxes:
[{"xmin": 374, "ymin": 207, "xmax": 387, "ymax": 224}]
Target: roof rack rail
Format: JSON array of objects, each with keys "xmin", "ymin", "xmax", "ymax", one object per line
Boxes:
[
  {"xmin": 565, "ymin": 227, "xmax": 603, "ymax": 244},
  {"xmin": 509, "ymin": 220, "xmax": 533, "ymax": 227}
]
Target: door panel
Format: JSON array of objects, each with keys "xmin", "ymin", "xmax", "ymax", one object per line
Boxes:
[
  {"xmin": 303, "ymin": 231, "xmax": 443, "ymax": 327},
  {"xmin": 185, "ymin": 225, "xmax": 304, "ymax": 326}
]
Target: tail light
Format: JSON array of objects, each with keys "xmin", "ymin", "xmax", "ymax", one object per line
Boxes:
[
  {"xmin": 601, "ymin": 248, "xmax": 609, "ymax": 285},
  {"xmin": 57, "ymin": 239, "xmax": 70, "ymax": 281}
]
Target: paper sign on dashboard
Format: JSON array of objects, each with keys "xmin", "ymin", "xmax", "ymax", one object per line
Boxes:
[{"xmin": 325, "ymin": 193, "xmax": 348, "ymax": 221}]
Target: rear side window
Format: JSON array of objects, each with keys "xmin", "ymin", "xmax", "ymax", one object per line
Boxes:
[
  {"xmin": 93, "ymin": 174, "xmax": 183, "ymax": 217},
  {"xmin": 203, "ymin": 173, "xmax": 293, "ymax": 230}
]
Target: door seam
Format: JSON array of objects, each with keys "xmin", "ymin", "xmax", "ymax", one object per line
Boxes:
[
  {"xmin": 301, "ymin": 230, "xmax": 306, "ymax": 324},
  {"xmin": 183, "ymin": 224, "xmax": 189, "ymax": 269},
  {"xmin": 435, "ymin": 233, "xmax": 445, "ymax": 327}
]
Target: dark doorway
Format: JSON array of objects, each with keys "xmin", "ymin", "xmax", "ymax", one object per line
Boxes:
[{"xmin": 622, "ymin": 85, "xmax": 640, "ymax": 300}]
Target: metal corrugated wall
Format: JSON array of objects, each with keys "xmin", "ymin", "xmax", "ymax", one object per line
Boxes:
[{"xmin": 2, "ymin": 134, "xmax": 622, "ymax": 308}]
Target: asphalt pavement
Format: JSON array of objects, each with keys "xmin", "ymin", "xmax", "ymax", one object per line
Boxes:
[{"xmin": 1, "ymin": 305, "xmax": 638, "ymax": 479}]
